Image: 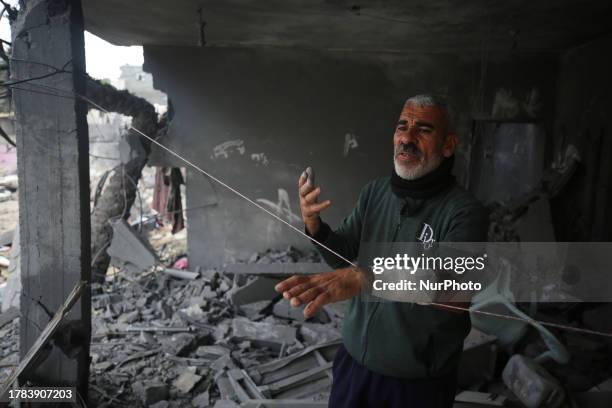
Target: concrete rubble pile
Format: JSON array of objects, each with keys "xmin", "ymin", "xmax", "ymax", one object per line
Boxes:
[
  {"xmin": 1, "ymin": 214, "xmax": 612, "ymax": 407},
  {"xmin": 88, "ymin": 243, "xmax": 342, "ymax": 408}
]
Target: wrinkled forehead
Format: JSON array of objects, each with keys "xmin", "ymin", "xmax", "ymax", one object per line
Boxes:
[{"xmin": 399, "ymin": 103, "xmax": 448, "ymax": 128}]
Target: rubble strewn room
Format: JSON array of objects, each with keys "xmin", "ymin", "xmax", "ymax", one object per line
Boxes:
[{"xmin": 0, "ymin": 0, "xmax": 611, "ymax": 407}]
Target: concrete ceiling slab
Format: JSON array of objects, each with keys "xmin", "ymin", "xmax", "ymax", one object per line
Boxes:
[{"xmin": 82, "ymin": 0, "xmax": 612, "ymax": 53}]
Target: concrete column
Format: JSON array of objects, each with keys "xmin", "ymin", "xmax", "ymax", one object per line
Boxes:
[{"xmin": 11, "ymin": 0, "xmax": 90, "ymax": 396}]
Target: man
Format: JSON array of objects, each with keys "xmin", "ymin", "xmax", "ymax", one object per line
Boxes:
[{"xmin": 275, "ymin": 94, "xmax": 488, "ymax": 408}]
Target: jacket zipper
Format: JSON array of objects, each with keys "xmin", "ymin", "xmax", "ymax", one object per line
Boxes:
[{"xmin": 360, "ymin": 214, "xmax": 404, "ymax": 364}]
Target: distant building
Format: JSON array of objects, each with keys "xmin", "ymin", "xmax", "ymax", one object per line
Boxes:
[{"xmin": 117, "ymin": 64, "xmax": 167, "ymax": 112}]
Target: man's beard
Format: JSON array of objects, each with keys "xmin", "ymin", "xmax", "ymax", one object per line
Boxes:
[{"xmin": 393, "ymin": 143, "xmax": 444, "ymax": 180}]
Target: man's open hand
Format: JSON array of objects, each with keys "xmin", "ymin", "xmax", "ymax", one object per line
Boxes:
[
  {"xmin": 298, "ymin": 171, "xmax": 331, "ymax": 236},
  {"xmin": 274, "ymin": 267, "xmax": 363, "ymax": 319}
]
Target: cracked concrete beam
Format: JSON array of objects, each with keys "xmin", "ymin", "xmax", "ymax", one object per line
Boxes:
[{"xmin": 11, "ymin": 0, "xmax": 91, "ymax": 395}]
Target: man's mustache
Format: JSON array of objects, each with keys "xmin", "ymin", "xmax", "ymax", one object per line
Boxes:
[{"xmin": 395, "ymin": 142, "xmax": 422, "ymax": 158}]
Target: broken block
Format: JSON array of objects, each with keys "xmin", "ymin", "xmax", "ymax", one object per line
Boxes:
[
  {"xmin": 161, "ymin": 333, "xmax": 197, "ymax": 356},
  {"xmin": 502, "ymin": 354, "xmax": 565, "ymax": 408},
  {"xmin": 229, "ymin": 276, "xmax": 280, "ymax": 307},
  {"xmin": 132, "ymin": 381, "xmax": 169, "ymax": 406},
  {"xmin": 192, "ymin": 390, "xmax": 210, "ymax": 408},
  {"xmin": 196, "ymin": 345, "xmax": 230, "ymax": 360},
  {"xmin": 239, "ymin": 300, "xmax": 271, "ymax": 319},
  {"xmin": 173, "ymin": 370, "xmax": 202, "ymax": 393},
  {"xmin": 107, "ymin": 219, "xmax": 157, "ymax": 272},
  {"xmin": 231, "ymin": 317, "xmax": 296, "ymax": 350}
]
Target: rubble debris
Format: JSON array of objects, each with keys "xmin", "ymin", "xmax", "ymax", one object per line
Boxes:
[
  {"xmin": 239, "ymin": 300, "xmax": 271, "ymax": 320},
  {"xmin": 160, "ymin": 332, "xmax": 199, "ymax": 356},
  {"xmin": 227, "ymin": 368, "xmax": 266, "ymax": 402},
  {"xmin": 502, "ymin": 354, "xmax": 565, "ymax": 408},
  {"xmin": 126, "ymin": 325, "xmax": 192, "ymax": 333},
  {"xmin": 163, "ymin": 267, "xmax": 200, "ymax": 280},
  {"xmin": 217, "ymin": 375, "xmax": 237, "ymax": 400},
  {"xmin": 1, "ymin": 228, "xmax": 20, "ymax": 312},
  {"xmin": 231, "ymin": 317, "xmax": 297, "ymax": 351},
  {"xmin": 0, "ymin": 281, "xmax": 85, "ymax": 400},
  {"xmin": 132, "ymin": 381, "xmax": 169, "ymax": 406},
  {"xmin": 0, "ymin": 175, "xmax": 18, "ymax": 192},
  {"xmin": 213, "ymin": 400, "xmax": 240, "ymax": 408},
  {"xmin": 0, "ymin": 306, "xmax": 18, "ymax": 330},
  {"xmin": 0, "ymin": 228, "xmax": 13, "ymax": 247},
  {"xmin": 248, "ymin": 341, "xmax": 339, "ymax": 400},
  {"xmin": 174, "ymin": 369, "xmax": 203, "ymax": 393},
  {"xmin": 225, "ymin": 262, "xmax": 328, "ymax": 277},
  {"xmin": 196, "ymin": 345, "xmax": 230, "ymax": 360},
  {"xmin": 230, "ymin": 276, "xmax": 280, "ymax": 307},
  {"xmin": 107, "ymin": 218, "xmax": 157, "ymax": 273},
  {"xmin": 192, "ymin": 390, "xmax": 210, "ymax": 407}
]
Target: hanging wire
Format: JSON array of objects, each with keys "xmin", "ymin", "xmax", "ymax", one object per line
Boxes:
[{"xmin": 3, "ymin": 68, "xmax": 612, "ymax": 339}]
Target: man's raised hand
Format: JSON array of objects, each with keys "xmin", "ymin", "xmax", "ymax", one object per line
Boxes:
[
  {"xmin": 274, "ymin": 267, "xmax": 363, "ymax": 319},
  {"xmin": 299, "ymin": 167, "xmax": 331, "ymax": 236}
]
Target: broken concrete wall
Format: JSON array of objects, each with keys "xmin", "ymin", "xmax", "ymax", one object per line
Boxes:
[
  {"xmin": 551, "ymin": 34, "xmax": 612, "ymax": 241},
  {"xmin": 143, "ymin": 46, "xmax": 557, "ymax": 267}
]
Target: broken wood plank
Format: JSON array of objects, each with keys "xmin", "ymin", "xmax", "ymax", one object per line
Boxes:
[
  {"xmin": 0, "ymin": 281, "xmax": 85, "ymax": 400},
  {"xmin": 223, "ymin": 263, "xmax": 329, "ymax": 276}
]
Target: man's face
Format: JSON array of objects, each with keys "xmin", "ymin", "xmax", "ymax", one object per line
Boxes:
[{"xmin": 393, "ymin": 103, "xmax": 457, "ymax": 180}]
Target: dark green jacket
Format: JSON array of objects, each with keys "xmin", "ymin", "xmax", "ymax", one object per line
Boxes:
[{"xmin": 312, "ymin": 176, "xmax": 488, "ymax": 379}]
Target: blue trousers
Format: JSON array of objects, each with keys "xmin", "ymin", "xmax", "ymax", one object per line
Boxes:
[{"xmin": 329, "ymin": 344, "xmax": 457, "ymax": 408}]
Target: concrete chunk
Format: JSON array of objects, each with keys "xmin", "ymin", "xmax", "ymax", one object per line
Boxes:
[
  {"xmin": 232, "ymin": 317, "xmax": 296, "ymax": 350},
  {"xmin": 192, "ymin": 390, "xmax": 210, "ymax": 407},
  {"xmin": 502, "ymin": 354, "xmax": 564, "ymax": 408},
  {"xmin": 132, "ymin": 381, "xmax": 169, "ymax": 406},
  {"xmin": 160, "ymin": 333, "xmax": 197, "ymax": 356},
  {"xmin": 107, "ymin": 219, "xmax": 157, "ymax": 271},
  {"xmin": 230, "ymin": 276, "xmax": 280, "ymax": 307},
  {"xmin": 196, "ymin": 345, "xmax": 230, "ymax": 359},
  {"xmin": 174, "ymin": 370, "xmax": 202, "ymax": 393}
]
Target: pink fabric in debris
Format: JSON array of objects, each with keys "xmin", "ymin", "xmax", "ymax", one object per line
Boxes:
[{"xmin": 172, "ymin": 257, "xmax": 189, "ymax": 270}]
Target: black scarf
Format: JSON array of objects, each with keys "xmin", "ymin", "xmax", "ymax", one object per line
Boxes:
[{"xmin": 391, "ymin": 155, "xmax": 456, "ymax": 199}]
